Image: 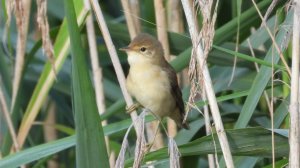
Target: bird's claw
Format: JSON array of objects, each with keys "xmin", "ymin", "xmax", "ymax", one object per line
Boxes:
[
  {"xmin": 126, "ymin": 103, "xmax": 143, "ymax": 113},
  {"xmin": 144, "ymin": 142, "xmax": 154, "ymax": 152}
]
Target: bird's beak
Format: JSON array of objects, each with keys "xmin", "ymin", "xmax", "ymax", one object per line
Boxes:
[{"xmin": 119, "ymin": 46, "xmax": 131, "ymax": 52}]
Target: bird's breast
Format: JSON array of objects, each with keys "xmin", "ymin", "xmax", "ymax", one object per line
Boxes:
[{"xmin": 126, "ymin": 64, "xmax": 174, "ymax": 117}]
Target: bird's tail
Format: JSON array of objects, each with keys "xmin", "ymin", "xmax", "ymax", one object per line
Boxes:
[
  {"xmin": 170, "ymin": 109, "xmax": 190, "ymax": 130},
  {"xmin": 181, "ymin": 121, "xmax": 190, "ymax": 130}
]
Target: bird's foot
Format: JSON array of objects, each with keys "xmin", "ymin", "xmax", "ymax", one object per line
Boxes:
[
  {"xmin": 144, "ymin": 142, "xmax": 154, "ymax": 153},
  {"xmin": 126, "ymin": 103, "xmax": 143, "ymax": 113}
]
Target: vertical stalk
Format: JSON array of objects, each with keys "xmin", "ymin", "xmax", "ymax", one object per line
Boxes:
[
  {"xmin": 289, "ymin": 0, "xmax": 300, "ymax": 166},
  {"xmin": 89, "ymin": 0, "xmax": 139, "ymax": 131},
  {"xmin": 43, "ymin": 101, "xmax": 58, "ymax": 168},
  {"xmin": 155, "ymin": 0, "xmax": 170, "ymax": 60},
  {"xmin": 181, "ymin": 1, "xmax": 234, "ymax": 167},
  {"xmin": 121, "ymin": 0, "xmax": 138, "ymax": 38},
  {"xmin": 129, "ymin": 0, "xmax": 141, "ymax": 33},
  {"xmin": 11, "ymin": 0, "xmax": 31, "ymax": 110},
  {"xmin": 203, "ymin": 92, "xmax": 216, "ymax": 168}
]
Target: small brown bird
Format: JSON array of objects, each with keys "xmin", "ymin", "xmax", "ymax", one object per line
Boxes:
[{"xmin": 120, "ymin": 33, "xmax": 189, "ymax": 129}]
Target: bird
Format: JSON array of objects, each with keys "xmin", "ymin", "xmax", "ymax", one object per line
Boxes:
[{"xmin": 120, "ymin": 33, "xmax": 189, "ymax": 129}]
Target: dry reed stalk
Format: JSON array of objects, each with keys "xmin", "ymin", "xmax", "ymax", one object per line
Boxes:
[
  {"xmin": 167, "ymin": 0, "xmax": 184, "ymax": 33},
  {"xmin": 88, "ymin": 0, "xmax": 139, "ymax": 131},
  {"xmin": 167, "ymin": 118, "xmax": 177, "ymax": 138},
  {"xmin": 189, "ymin": 0, "xmax": 199, "ymax": 32},
  {"xmin": 181, "ymin": 0, "xmax": 235, "ymax": 167},
  {"xmin": 145, "ymin": 120, "xmax": 164, "ymax": 151},
  {"xmin": 43, "ymin": 101, "xmax": 59, "ymax": 168},
  {"xmin": 129, "ymin": 0, "xmax": 141, "ymax": 33},
  {"xmin": 260, "ymin": 0, "xmax": 279, "ymax": 27},
  {"xmin": 11, "ymin": 0, "xmax": 31, "ymax": 110},
  {"xmin": 110, "ymin": 151, "xmax": 116, "ymax": 168},
  {"xmin": 146, "ymin": 111, "xmax": 182, "ymax": 167},
  {"xmin": 270, "ymin": 51, "xmax": 275, "ymax": 168},
  {"xmin": 289, "ymin": 0, "xmax": 300, "ymax": 167},
  {"xmin": 168, "ymin": 0, "xmax": 189, "ymax": 90},
  {"xmin": 198, "ymin": 1, "xmax": 217, "ymax": 163},
  {"xmin": 155, "ymin": 0, "xmax": 170, "ymax": 60},
  {"xmin": 168, "ymin": 138, "xmax": 181, "ymax": 168},
  {"xmin": 252, "ymin": 0, "xmax": 291, "ymax": 76},
  {"xmin": 115, "ymin": 136, "xmax": 129, "ymax": 167},
  {"xmin": 36, "ymin": 0, "xmax": 56, "ymax": 77},
  {"xmin": 132, "ymin": 112, "xmax": 146, "ymax": 168},
  {"xmin": 121, "ymin": 0, "xmax": 138, "ymax": 38},
  {"xmin": 270, "ymin": 17, "xmax": 277, "ymax": 167},
  {"xmin": 202, "ymin": 92, "xmax": 216, "ymax": 168},
  {"xmin": 0, "ymin": 79, "xmax": 20, "ymax": 152},
  {"xmin": 83, "ymin": 0, "xmax": 106, "ymax": 126},
  {"xmin": 3, "ymin": 0, "xmax": 14, "ymax": 53},
  {"xmin": 115, "ymin": 110, "xmax": 147, "ymax": 168}
]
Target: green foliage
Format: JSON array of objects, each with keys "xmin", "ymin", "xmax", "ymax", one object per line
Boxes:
[
  {"xmin": 0, "ymin": 0, "xmax": 293, "ymax": 167},
  {"xmin": 64, "ymin": 0, "xmax": 109, "ymax": 167}
]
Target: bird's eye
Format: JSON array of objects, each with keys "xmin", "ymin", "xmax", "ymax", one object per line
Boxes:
[{"xmin": 140, "ymin": 47, "xmax": 146, "ymax": 52}]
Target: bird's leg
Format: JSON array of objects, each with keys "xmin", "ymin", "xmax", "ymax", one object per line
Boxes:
[
  {"xmin": 145, "ymin": 121, "xmax": 160, "ymax": 152},
  {"xmin": 126, "ymin": 103, "xmax": 144, "ymax": 113}
]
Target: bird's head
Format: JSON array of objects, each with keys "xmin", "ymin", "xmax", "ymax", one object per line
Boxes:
[{"xmin": 120, "ymin": 33, "xmax": 165, "ymax": 65}]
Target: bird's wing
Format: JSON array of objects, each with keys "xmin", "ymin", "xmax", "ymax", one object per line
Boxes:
[{"xmin": 163, "ymin": 64, "xmax": 185, "ymax": 118}]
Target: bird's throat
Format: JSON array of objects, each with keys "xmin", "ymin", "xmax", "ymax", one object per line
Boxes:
[{"xmin": 127, "ymin": 52, "xmax": 151, "ymax": 66}]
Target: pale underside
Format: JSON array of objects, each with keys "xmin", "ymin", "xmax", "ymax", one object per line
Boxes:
[{"xmin": 126, "ymin": 52, "xmax": 176, "ymax": 118}]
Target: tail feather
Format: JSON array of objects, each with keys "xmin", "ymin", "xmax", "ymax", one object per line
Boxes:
[
  {"xmin": 180, "ymin": 121, "xmax": 190, "ymax": 130},
  {"xmin": 170, "ymin": 109, "xmax": 190, "ymax": 130}
]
